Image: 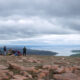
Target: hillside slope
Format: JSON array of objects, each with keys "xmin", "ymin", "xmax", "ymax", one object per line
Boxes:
[{"xmin": 0, "ymin": 55, "xmax": 80, "ymax": 80}]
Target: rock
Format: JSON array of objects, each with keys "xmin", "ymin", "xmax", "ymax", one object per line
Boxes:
[
  {"xmin": 38, "ymin": 72, "xmax": 46, "ymax": 79},
  {"xmin": 51, "ymin": 65, "xmax": 59, "ymax": 70},
  {"xmin": 64, "ymin": 67, "xmax": 74, "ymax": 73},
  {"xmin": 13, "ymin": 75, "xmax": 27, "ymax": 80},
  {"xmin": 74, "ymin": 69, "xmax": 80, "ymax": 76},
  {"xmin": 73, "ymin": 65, "xmax": 80, "ymax": 70},
  {"xmin": 0, "ymin": 65, "xmax": 8, "ymax": 70},
  {"xmin": 18, "ymin": 60, "xmax": 23, "ymax": 63},
  {"xmin": 43, "ymin": 65, "xmax": 51, "ymax": 70},
  {"xmin": 28, "ymin": 58, "xmax": 41, "ymax": 63},
  {"xmin": 8, "ymin": 62, "xmax": 37, "ymax": 74},
  {"xmin": 8, "ymin": 62, "xmax": 26, "ymax": 71},
  {"xmin": 25, "ymin": 67, "xmax": 36, "ymax": 72},
  {"xmin": 0, "ymin": 70, "xmax": 9, "ymax": 73},
  {"xmin": 53, "ymin": 73, "xmax": 80, "ymax": 80},
  {"xmin": 0, "ymin": 70, "xmax": 11, "ymax": 80},
  {"xmin": 33, "ymin": 69, "xmax": 39, "ymax": 73},
  {"xmin": 43, "ymin": 65, "xmax": 59, "ymax": 71},
  {"xmin": 20, "ymin": 71, "xmax": 32, "ymax": 79},
  {"xmin": 42, "ymin": 70, "xmax": 49, "ymax": 76},
  {"xmin": 62, "ymin": 58, "xmax": 65, "ymax": 60},
  {"xmin": 54, "ymin": 66, "xmax": 76, "ymax": 74},
  {"xmin": 28, "ymin": 59, "xmax": 34, "ymax": 63},
  {"xmin": 21, "ymin": 57, "xmax": 27, "ymax": 60},
  {"xmin": 38, "ymin": 69, "xmax": 43, "ymax": 72},
  {"xmin": 66, "ymin": 62, "xmax": 70, "ymax": 65},
  {"xmin": 38, "ymin": 70, "xmax": 49, "ymax": 80},
  {"xmin": 7, "ymin": 71, "xmax": 14, "ymax": 77},
  {"xmin": 54, "ymin": 62, "xmax": 65, "ymax": 65},
  {"xmin": 55, "ymin": 67, "xmax": 65, "ymax": 74}
]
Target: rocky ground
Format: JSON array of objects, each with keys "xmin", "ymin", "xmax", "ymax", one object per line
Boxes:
[{"xmin": 0, "ymin": 55, "xmax": 80, "ymax": 80}]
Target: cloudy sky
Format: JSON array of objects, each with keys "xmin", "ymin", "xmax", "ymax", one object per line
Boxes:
[{"xmin": 0, "ymin": 0, "xmax": 80, "ymax": 45}]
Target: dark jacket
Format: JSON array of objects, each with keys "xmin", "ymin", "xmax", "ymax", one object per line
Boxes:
[
  {"xmin": 4, "ymin": 47, "xmax": 6, "ymax": 51},
  {"xmin": 23, "ymin": 47, "xmax": 27, "ymax": 53}
]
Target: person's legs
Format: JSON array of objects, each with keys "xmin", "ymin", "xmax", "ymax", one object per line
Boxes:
[
  {"xmin": 23, "ymin": 52, "xmax": 24, "ymax": 56},
  {"xmin": 23, "ymin": 52, "xmax": 26, "ymax": 56},
  {"xmin": 25, "ymin": 53, "xmax": 26, "ymax": 56},
  {"xmin": 4, "ymin": 51, "xmax": 6, "ymax": 56}
]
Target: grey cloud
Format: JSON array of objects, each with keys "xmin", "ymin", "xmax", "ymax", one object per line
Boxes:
[
  {"xmin": 0, "ymin": 0, "xmax": 80, "ymax": 40},
  {"xmin": 0, "ymin": 0, "xmax": 80, "ymax": 17}
]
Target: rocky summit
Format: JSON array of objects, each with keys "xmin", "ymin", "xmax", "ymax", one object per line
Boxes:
[{"xmin": 0, "ymin": 55, "xmax": 80, "ymax": 80}]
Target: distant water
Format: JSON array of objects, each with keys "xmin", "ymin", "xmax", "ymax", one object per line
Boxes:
[
  {"xmin": 27, "ymin": 45, "xmax": 80, "ymax": 56},
  {"xmin": 0, "ymin": 45, "xmax": 80, "ymax": 56}
]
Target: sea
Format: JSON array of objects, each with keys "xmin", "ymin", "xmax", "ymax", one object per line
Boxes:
[
  {"xmin": 0, "ymin": 45, "xmax": 80, "ymax": 56},
  {"xmin": 27, "ymin": 45, "xmax": 80, "ymax": 56}
]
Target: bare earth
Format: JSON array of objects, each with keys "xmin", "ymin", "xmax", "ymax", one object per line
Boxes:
[{"xmin": 0, "ymin": 55, "xmax": 80, "ymax": 80}]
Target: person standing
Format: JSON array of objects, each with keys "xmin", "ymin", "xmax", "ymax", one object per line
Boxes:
[
  {"xmin": 23, "ymin": 46, "xmax": 27, "ymax": 56},
  {"xmin": 0, "ymin": 48, "xmax": 2, "ymax": 55},
  {"xmin": 3, "ymin": 46, "xmax": 7, "ymax": 56}
]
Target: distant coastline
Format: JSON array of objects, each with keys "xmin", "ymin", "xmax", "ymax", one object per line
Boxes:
[
  {"xmin": 0, "ymin": 45, "xmax": 80, "ymax": 56},
  {"xmin": 27, "ymin": 49, "xmax": 58, "ymax": 55},
  {"xmin": 72, "ymin": 50, "xmax": 80, "ymax": 53},
  {"xmin": 71, "ymin": 50, "xmax": 80, "ymax": 57},
  {"xmin": 0, "ymin": 46, "xmax": 58, "ymax": 56}
]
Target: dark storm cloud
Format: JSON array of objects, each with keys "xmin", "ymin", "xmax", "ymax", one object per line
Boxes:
[
  {"xmin": 0, "ymin": 0, "xmax": 80, "ymax": 17},
  {"xmin": 0, "ymin": 0, "xmax": 80, "ymax": 40}
]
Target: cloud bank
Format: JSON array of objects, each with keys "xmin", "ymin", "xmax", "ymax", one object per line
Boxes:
[{"xmin": 0, "ymin": 0, "xmax": 80, "ymax": 45}]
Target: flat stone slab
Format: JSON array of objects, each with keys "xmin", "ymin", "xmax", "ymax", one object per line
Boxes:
[{"xmin": 0, "ymin": 65, "xmax": 8, "ymax": 70}]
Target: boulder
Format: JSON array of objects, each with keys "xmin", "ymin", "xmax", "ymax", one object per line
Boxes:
[
  {"xmin": 28, "ymin": 58, "xmax": 41, "ymax": 63},
  {"xmin": 18, "ymin": 60, "xmax": 23, "ymax": 63},
  {"xmin": 54, "ymin": 66, "xmax": 76, "ymax": 74},
  {"xmin": 38, "ymin": 70, "xmax": 49, "ymax": 79},
  {"xmin": 42, "ymin": 70, "xmax": 49, "ymax": 76},
  {"xmin": 73, "ymin": 65, "xmax": 80, "ymax": 70},
  {"xmin": 64, "ymin": 67, "xmax": 74, "ymax": 73},
  {"xmin": 38, "ymin": 72, "xmax": 46, "ymax": 79},
  {"xmin": 55, "ymin": 67, "xmax": 65, "ymax": 74},
  {"xmin": 13, "ymin": 75, "xmax": 27, "ymax": 80},
  {"xmin": 25, "ymin": 67, "xmax": 36, "ymax": 72},
  {"xmin": 53, "ymin": 73, "xmax": 80, "ymax": 80},
  {"xmin": 43, "ymin": 65, "xmax": 51, "ymax": 70},
  {"xmin": 51, "ymin": 65, "xmax": 59, "ymax": 70},
  {"xmin": 8, "ymin": 62, "xmax": 26, "ymax": 71},
  {"xmin": 20, "ymin": 71, "xmax": 32, "ymax": 79},
  {"xmin": 0, "ymin": 70, "xmax": 12, "ymax": 80},
  {"xmin": 0, "ymin": 65, "xmax": 8, "ymax": 70}
]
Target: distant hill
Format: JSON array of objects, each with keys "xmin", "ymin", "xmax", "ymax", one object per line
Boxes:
[
  {"xmin": 0, "ymin": 47, "xmax": 58, "ymax": 56},
  {"xmin": 71, "ymin": 50, "xmax": 80, "ymax": 57},
  {"xmin": 27, "ymin": 49, "xmax": 58, "ymax": 55},
  {"xmin": 70, "ymin": 53, "xmax": 80, "ymax": 57},
  {"xmin": 72, "ymin": 50, "xmax": 80, "ymax": 53}
]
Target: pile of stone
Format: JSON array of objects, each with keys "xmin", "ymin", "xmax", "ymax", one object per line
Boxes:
[
  {"xmin": 0, "ymin": 62, "xmax": 80, "ymax": 80},
  {"xmin": 0, "ymin": 65, "xmax": 13, "ymax": 80},
  {"xmin": 0, "ymin": 59, "xmax": 80, "ymax": 80},
  {"xmin": 22, "ymin": 57, "xmax": 43, "ymax": 64}
]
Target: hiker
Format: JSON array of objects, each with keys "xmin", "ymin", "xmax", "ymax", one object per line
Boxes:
[
  {"xmin": 14, "ymin": 50, "xmax": 18, "ymax": 56},
  {"xmin": 23, "ymin": 46, "xmax": 27, "ymax": 56},
  {"xmin": 12, "ymin": 49, "xmax": 16, "ymax": 55},
  {"xmin": 7, "ymin": 49, "xmax": 13, "ymax": 55},
  {"xmin": 17, "ymin": 50, "xmax": 22, "ymax": 56},
  {"xmin": 3, "ymin": 46, "xmax": 7, "ymax": 56},
  {"xmin": 0, "ymin": 48, "xmax": 2, "ymax": 55}
]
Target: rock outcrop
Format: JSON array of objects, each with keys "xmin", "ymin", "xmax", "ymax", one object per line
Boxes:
[{"xmin": 0, "ymin": 56, "xmax": 80, "ymax": 80}]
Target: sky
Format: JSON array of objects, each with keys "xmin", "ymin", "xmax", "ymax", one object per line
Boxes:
[{"xmin": 0, "ymin": 0, "xmax": 80, "ymax": 45}]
